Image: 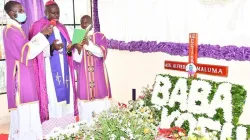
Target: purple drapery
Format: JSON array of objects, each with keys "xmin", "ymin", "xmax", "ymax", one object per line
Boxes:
[{"xmin": 15, "ymin": 0, "xmax": 45, "ymax": 36}]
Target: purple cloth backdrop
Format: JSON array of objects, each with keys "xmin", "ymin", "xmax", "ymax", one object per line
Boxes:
[{"xmin": 15, "ymin": 0, "xmax": 45, "ymax": 36}]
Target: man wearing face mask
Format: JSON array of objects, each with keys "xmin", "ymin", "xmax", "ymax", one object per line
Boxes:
[
  {"xmin": 72, "ymin": 15, "xmax": 112, "ymax": 123},
  {"xmin": 29, "ymin": 0, "xmax": 78, "ymax": 134},
  {"xmin": 3, "ymin": 1, "xmax": 53, "ymax": 139}
]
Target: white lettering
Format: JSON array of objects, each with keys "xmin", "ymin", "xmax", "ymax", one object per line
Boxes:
[
  {"xmin": 188, "ymin": 80, "xmax": 211, "ymax": 114},
  {"xmin": 160, "ymin": 108, "xmax": 181, "ymax": 129},
  {"xmin": 212, "ymin": 68, "xmax": 217, "ymax": 73},
  {"xmin": 169, "ymin": 78, "xmax": 188, "ymax": 111},
  {"xmin": 208, "ymin": 83, "xmax": 232, "ymax": 122},
  {"xmin": 151, "ymin": 75, "xmax": 171, "ymax": 107},
  {"xmin": 218, "ymin": 69, "xmax": 223, "ymax": 74},
  {"xmin": 152, "ymin": 76, "xmax": 235, "ymax": 137},
  {"xmin": 196, "ymin": 67, "xmax": 223, "ymax": 74},
  {"xmin": 165, "ymin": 63, "xmax": 171, "ymax": 67},
  {"xmin": 173, "ymin": 64, "xmax": 176, "ymax": 68}
]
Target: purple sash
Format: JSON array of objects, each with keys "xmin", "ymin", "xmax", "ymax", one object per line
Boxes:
[{"xmin": 48, "ymin": 32, "xmax": 70, "ymax": 104}]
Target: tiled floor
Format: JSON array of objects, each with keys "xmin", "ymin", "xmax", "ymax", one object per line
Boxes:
[{"xmin": 0, "ymin": 123, "xmax": 9, "ymax": 134}]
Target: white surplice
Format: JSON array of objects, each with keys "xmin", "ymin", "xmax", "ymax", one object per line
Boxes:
[
  {"xmin": 44, "ymin": 27, "xmax": 74, "ymax": 118},
  {"xmin": 7, "ymin": 19, "xmax": 49, "ymax": 140},
  {"xmin": 42, "ymin": 27, "xmax": 75, "ymax": 136}
]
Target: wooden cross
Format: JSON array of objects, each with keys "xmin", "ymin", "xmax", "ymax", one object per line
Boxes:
[{"xmin": 165, "ymin": 33, "xmax": 228, "ymax": 78}]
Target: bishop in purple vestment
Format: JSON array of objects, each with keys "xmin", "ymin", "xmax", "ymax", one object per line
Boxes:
[
  {"xmin": 73, "ymin": 15, "xmax": 111, "ymax": 122},
  {"xmin": 29, "ymin": 1, "xmax": 78, "ymax": 134},
  {"xmin": 3, "ymin": 1, "xmax": 52, "ymax": 139}
]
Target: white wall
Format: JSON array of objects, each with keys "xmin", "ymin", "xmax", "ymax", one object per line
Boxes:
[
  {"xmin": 99, "ymin": 0, "xmax": 250, "ymax": 125},
  {"xmin": 105, "ymin": 49, "xmax": 250, "ymax": 124}
]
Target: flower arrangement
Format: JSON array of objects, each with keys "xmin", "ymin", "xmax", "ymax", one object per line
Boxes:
[
  {"xmin": 46, "ymin": 94, "xmax": 159, "ymax": 140},
  {"xmin": 156, "ymin": 127, "xmax": 186, "ymax": 140},
  {"xmin": 149, "ymin": 74, "xmax": 250, "ymax": 139},
  {"xmin": 46, "ymin": 75, "xmax": 250, "ymax": 139}
]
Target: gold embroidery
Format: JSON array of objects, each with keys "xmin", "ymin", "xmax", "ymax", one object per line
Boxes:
[
  {"xmin": 20, "ymin": 43, "xmax": 29, "ymax": 63},
  {"xmin": 9, "ymin": 101, "xmax": 39, "ymax": 111},
  {"xmin": 19, "ymin": 101, "xmax": 39, "ymax": 106},
  {"xmin": 87, "ymin": 51, "xmax": 92, "ymax": 56},
  {"xmin": 14, "ymin": 62, "xmax": 21, "ymax": 106},
  {"xmin": 83, "ymin": 49, "xmax": 90, "ymax": 100},
  {"xmin": 89, "ymin": 81, "xmax": 95, "ymax": 88},
  {"xmin": 77, "ymin": 96, "xmax": 111, "ymax": 103},
  {"xmin": 31, "ymin": 38, "xmax": 39, "ymax": 45},
  {"xmin": 88, "ymin": 66, "xmax": 94, "ymax": 72},
  {"xmin": 4, "ymin": 25, "xmax": 17, "ymax": 38},
  {"xmin": 12, "ymin": 61, "xmax": 18, "ymax": 79},
  {"xmin": 8, "ymin": 108, "xmax": 17, "ymax": 112},
  {"xmin": 25, "ymin": 46, "xmax": 30, "ymax": 66},
  {"xmin": 103, "ymin": 64, "xmax": 111, "ymax": 97},
  {"xmin": 100, "ymin": 46, "xmax": 106, "ymax": 59}
]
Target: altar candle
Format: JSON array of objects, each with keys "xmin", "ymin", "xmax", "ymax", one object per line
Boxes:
[{"xmin": 132, "ymin": 89, "xmax": 136, "ymax": 101}]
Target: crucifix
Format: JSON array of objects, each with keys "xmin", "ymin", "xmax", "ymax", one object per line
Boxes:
[
  {"xmin": 165, "ymin": 33, "xmax": 228, "ymax": 78},
  {"xmin": 65, "ymin": 76, "xmax": 69, "ymax": 88},
  {"xmin": 56, "ymin": 72, "xmax": 61, "ymax": 85},
  {"xmin": 31, "ymin": 38, "xmax": 39, "ymax": 45}
]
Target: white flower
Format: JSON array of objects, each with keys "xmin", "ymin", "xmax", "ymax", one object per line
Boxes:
[
  {"xmin": 119, "ymin": 120, "xmax": 123, "ymax": 124},
  {"xmin": 151, "ymin": 75, "xmax": 171, "ymax": 107},
  {"xmin": 220, "ymin": 122, "xmax": 233, "ymax": 140},
  {"xmin": 236, "ymin": 126, "xmax": 247, "ymax": 140},
  {"xmin": 120, "ymin": 136, "xmax": 126, "ymax": 140},
  {"xmin": 187, "ymin": 80, "xmax": 211, "ymax": 115},
  {"xmin": 174, "ymin": 113, "xmax": 197, "ymax": 135},
  {"xmin": 208, "ymin": 83, "xmax": 232, "ymax": 123},
  {"xmin": 121, "ymin": 127, "xmax": 126, "ymax": 131},
  {"xmin": 109, "ymin": 134, "xmax": 116, "ymax": 140},
  {"xmin": 127, "ymin": 122, "xmax": 131, "ymax": 127},
  {"xmin": 168, "ymin": 78, "xmax": 188, "ymax": 111},
  {"xmin": 139, "ymin": 99, "xmax": 144, "ymax": 106}
]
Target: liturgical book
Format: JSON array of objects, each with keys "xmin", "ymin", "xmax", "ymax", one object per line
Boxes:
[{"xmin": 72, "ymin": 29, "xmax": 86, "ymax": 45}]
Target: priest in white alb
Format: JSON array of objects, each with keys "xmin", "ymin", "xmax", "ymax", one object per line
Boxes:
[
  {"xmin": 73, "ymin": 15, "xmax": 112, "ymax": 122},
  {"xmin": 3, "ymin": 1, "xmax": 53, "ymax": 139},
  {"xmin": 29, "ymin": 0, "xmax": 78, "ymax": 134}
]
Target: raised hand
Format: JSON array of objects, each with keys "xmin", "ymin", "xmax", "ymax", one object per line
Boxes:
[
  {"xmin": 74, "ymin": 44, "xmax": 83, "ymax": 54},
  {"xmin": 52, "ymin": 40, "xmax": 64, "ymax": 51},
  {"xmin": 81, "ymin": 38, "xmax": 89, "ymax": 46}
]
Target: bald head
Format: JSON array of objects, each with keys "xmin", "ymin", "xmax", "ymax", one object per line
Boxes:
[
  {"xmin": 81, "ymin": 15, "xmax": 92, "ymax": 29},
  {"xmin": 45, "ymin": 4, "xmax": 60, "ymax": 21}
]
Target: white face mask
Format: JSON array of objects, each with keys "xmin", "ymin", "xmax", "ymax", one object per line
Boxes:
[{"xmin": 15, "ymin": 12, "xmax": 27, "ymax": 23}]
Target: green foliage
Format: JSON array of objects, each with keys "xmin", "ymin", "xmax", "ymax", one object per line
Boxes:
[
  {"xmin": 145, "ymin": 74, "xmax": 249, "ymax": 139},
  {"xmin": 47, "ymin": 74, "xmax": 249, "ymax": 140}
]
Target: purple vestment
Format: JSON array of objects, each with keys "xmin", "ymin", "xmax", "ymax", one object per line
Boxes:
[
  {"xmin": 29, "ymin": 17, "xmax": 78, "ymax": 122},
  {"xmin": 3, "ymin": 25, "xmax": 38, "ymax": 109},
  {"xmin": 74, "ymin": 32, "xmax": 111, "ymax": 101}
]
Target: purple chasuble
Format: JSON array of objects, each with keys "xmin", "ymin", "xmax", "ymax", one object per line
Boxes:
[
  {"xmin": 3, "ymin": 25, "xmax": 38, "ymax": 110},
  {"xmin": 74, "ymin": 32, "xmax": 111, "ymax": 101},
  {"xmin": 29, "ymin": 17, "xmax": 78, "ymax": 122}
]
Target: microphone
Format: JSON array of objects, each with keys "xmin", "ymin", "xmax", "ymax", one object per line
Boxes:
[
  {"xmin": 50, "ymin": 19, "xmax": 57, "ymax": 27},
  {"xmin": 45, "ymin": 19, "xmax": 57, "ymax": 39}
]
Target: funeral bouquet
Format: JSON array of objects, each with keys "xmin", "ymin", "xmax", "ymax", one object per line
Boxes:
[
  {"xmin": 155, "ymin": 127, "xmax": 186, "ymax": 140},
  {"xmin": 46, "ymin": 87, "xmax": 159, "ymax": 140},
  {"xmin": 87, "ymin": 100, "xmax": 158, "ymax": 140}
]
